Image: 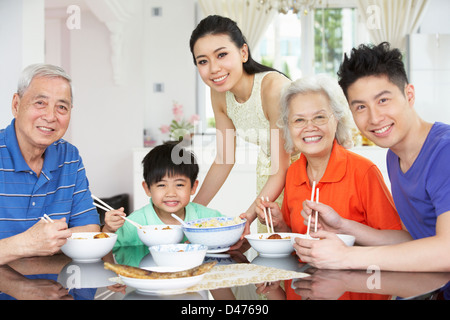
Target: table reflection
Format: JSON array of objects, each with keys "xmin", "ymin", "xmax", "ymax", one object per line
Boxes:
[{"xmin": 1, "ymin": 245, "xmax": 449, "ymax": 300}]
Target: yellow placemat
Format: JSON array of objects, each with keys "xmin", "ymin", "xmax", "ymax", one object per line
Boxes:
[{"xmin": 185, "ymin": 263, "xmax": 309, "ymax": 292}]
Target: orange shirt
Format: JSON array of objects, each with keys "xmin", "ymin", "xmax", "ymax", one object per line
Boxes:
[
  {"xmin": 282, "ymin": 140, "xmax": 402, "ymax": 234},
  {"xmin": 283, "ymin": 140, "xmax": 401, "ymax": 300}
]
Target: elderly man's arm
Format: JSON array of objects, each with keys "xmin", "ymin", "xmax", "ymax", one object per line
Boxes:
[{"xmin": 70, "ymin": 224, "xmax": 100, "ymax": 233}]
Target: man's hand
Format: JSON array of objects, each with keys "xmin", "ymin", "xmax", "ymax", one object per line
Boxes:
[{"xmin": 20, "ymin": 218, "xmax": 72, "ymax": 257}]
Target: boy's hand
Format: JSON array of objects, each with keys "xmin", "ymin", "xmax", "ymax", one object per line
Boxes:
[{"xmin": 102, "ymin": 208, "xmax": 126, "ymax": 233}]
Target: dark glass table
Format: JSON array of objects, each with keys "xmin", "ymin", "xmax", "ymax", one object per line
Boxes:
[{"xmin": 1, "ymin": 244, "xmax": 449, "ymax": 301}]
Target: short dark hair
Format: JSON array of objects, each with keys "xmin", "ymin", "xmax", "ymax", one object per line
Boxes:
[
  {"xmin": 337, "ymin": 42, "xmax": 409, "ymax": 98},
  {"xmin": 142, "ymin": 141, "xmax": 199, "ymax": 188}
]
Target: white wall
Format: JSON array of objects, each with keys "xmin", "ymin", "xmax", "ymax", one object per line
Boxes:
[
  {"xmin": 42, "ymin": 0, "xmax": 197, "ymax": 210},
  {"xmin": 143, "ymin": 0, "xmax": 197, "ymax": 144},
  {"xmin": 418, "ymin": 0, "xmax": 450, "ymax": 34},
  {"xmin": 66, "ymin": 9, "xmax": 145, "ymax": 205},
  {"xmin": 408, "ymin": 0, "xmax": 450, "ymax": 125},
  {"xmin": 0, "ymin": 0, "xmax": 45, "ymax": 129}
]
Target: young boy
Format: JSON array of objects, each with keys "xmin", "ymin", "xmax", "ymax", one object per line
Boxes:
[
  {"xmin": 103, "ymin": 141, "xmax": 223, "ymax": 248},
  {"xmin": 294, "ymin": 42, "xmax": 450, "ymax": 273}
]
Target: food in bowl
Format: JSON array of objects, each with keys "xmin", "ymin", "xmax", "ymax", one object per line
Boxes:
[
  {"xmin": 149, "ymin": 243, "xmax": 207, "ymax": 269},
  {"xmin": 245, "ymin": 233, "xmax": 297, "ymax": 257},
  {"xmin": 262, "ymin": 233, "xmax": 291, "ymax": 240},
  {"xmin": 137, "ymin": 224, "xmax": 184, "ymax": 247},
  {"xmin": 182, "ymin": 217, "xmax": 246, "ymax": 251},
  {"xmin": 93, "ymin": 232, "xmax": 110, "ymax": 239},
  {"xmin": 61, "ymin": 232, "xmax": 117, "ymax": 263},
  {"xmin": 191, "ymin": 216, "xmax": 243, "ymax": 228}
]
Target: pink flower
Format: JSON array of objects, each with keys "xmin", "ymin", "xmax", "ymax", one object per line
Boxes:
[
  {"xmin": 159, "ymin": 124, "xmax": 170, "ymax": 134},
  {"xmin": 172, "ymin": 102, "xmax": 184, "ymax": 122},
  {"xmin": 189, "ymin": 114, "xmax": 200, "ymax": 125}
]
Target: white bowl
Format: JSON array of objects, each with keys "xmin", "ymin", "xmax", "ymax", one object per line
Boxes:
[
  {"xmin": 182, "ymin": 217, "xmax": 246, "ymax": 251},
  {"xmin": 245, "ymin": 233, "xmax": 296, "ymax": 257},
  {"xmin": 149, "ymin": 243, "xmax": 207, "ymax": 269},
  {"xmin": 137, "ymin": 225, "xmax": 184, "ymax": 247},
  {"xmin": 289, "ymin": 233, "xmax": 356, "ymax": 246},
  {"xmin": 61, "ymin": 232, "xmax": 117, "ymax": 262}
]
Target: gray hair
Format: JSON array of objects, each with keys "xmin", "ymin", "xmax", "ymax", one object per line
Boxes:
[
  {"xmin": 279, "ymin": 74, "xmax": 354, "ymax": 153},
  {"xmin": 17, "ymin": 64, "xmax": 73, "ymax": 103}
]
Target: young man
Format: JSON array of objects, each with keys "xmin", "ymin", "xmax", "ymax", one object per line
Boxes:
[
  {"xmin": 0, "ymin": 64, "xmax": 101, "ymax": 265},
  {"xmin": 294, "ymin": 42, "xmax": 450, "ymax": 272}
]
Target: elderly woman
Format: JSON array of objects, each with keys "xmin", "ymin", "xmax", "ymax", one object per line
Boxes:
[
  {"xmin": 255, "ymin": 75, "xmax": 404, "ymax": 300},
  {"xmin": 256, "ymin": 75, "xmax": 403, "ymax": 300},
  {"xmin": 257, "ymin": 74, "xmax": 402, "ymax": 241}
]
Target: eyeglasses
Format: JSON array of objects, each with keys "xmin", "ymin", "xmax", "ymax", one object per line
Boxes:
[{"xmin": 289, "ymin": 113, "xmax": 334, "ymax": 128}]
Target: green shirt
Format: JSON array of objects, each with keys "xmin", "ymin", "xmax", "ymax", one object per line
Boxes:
[{"xmin": 113, "ymin": 199, "xmax": 223, "ymax": 249}]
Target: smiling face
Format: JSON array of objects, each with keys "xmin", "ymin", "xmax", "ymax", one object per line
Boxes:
[
  {"xmin": 143, "ymin": 174, "xmax": 198, "ymax": 219},
  {"xmin": 193, "ymin": 34, "xmax": 248, "ymax": 93},
  {"xmin": 347, "ymin": 75, "xmax": 415, "ymax": 150},
  {"xmin": 12, "ymin": 76, "xmax": 72, "ymax": 156},
  {"xmin": 288, "ymin": 91, "xmax": 338, "ymax": 158}
]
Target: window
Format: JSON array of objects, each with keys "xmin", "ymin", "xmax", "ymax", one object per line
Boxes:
[
  {"xmin": 254, "ymin": 11, "xmax": 303, "ymax": 80},
  {"xmin": 199, "ymin": 3, "xmax": 368, "ymax": 133},
  {"xmin": 255, "ymin": 6, "xmax": 364, "ymax": 79},
  {"xmin": 314, "ymin": 7, "xmax": 358, "ymax": 75}
]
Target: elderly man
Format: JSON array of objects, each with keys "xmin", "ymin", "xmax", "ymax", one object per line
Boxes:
[{"xmin": 0, "ymin": 64, "xmax": 100, "ymax": 265}]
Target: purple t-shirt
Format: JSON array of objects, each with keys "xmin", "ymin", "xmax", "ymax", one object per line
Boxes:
[{"xmin": 387, "ymin": 122, "xmax": 450, "ymax": 240}]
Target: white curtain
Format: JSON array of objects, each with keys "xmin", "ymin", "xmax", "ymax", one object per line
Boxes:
[
  {"xmin": 198, "ymin": 0, "xmax": 278, "ymax": 49},
  {"xmin": 357, "ymin": 0, "xmax": 430, "ymax": 52}
]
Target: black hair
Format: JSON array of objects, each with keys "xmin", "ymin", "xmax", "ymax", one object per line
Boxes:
[
  {"xmin": 337, "ymin": 42, "xmax": 409, "ymax": 98},
  {"xmin": 142, "ymin": 141, "xmax": 199, "ymax": 188},
  {"xmin": 189, "ymin": 15, "xmax": 284, "ymax": 76}
]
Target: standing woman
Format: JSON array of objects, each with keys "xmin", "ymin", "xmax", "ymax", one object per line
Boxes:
[{"xmin": 189, "ymin": 15, "xmax": 292, "ymax": 232}]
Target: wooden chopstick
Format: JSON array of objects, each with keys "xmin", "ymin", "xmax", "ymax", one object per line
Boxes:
[
  {"xmin": 314, "ymin": 188, "xmax": 319, "ymax": 233},
  {"xmin": 92, "ymin": 195, "xmax": 114, "ymax": 211},
  {"xmin": 92, "ymin": 194, "xmax": 142, "ymax": 229},
  {"xmin": 266, "ymin": 196, "xmax": 275, "ymax": 234},
  {"xmin": 261, "ymin": 196, "xmax": 270, "ymax": 234},
  {"xmin": 93, "ymin": 202, "xmax": 111, "ymax": 212},
  {"xmin": 306, "ymin": 181, "xmax": 316, "ymax": 237},
  {"xmin": 40, "ymin": 214, "xmax": 54, "ymax": 223}
]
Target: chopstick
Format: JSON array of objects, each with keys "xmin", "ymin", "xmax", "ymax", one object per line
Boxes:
[
  {"xmin": 91, "ymin": 194, "xmax": 143, "ymax": 229},
  {"xmin": 92, "ymin": 195, "xmax": 114, "ymax": 211},
  {"xmin": 314, "ymin": 188, "xmax": 319, "ymax": 232},
  {"xmin": 95, "ymin": 289, "xmax": 116, "ymax": 300},
  {"xmin": 260, "ymin": 196, "xmax": 271, "ymax": 234},
  {"xmin": 93, "ymin": 202, "xmax": 111, "ymax": 212},
  {"xmin": 306, "ymin": 181, "xmax": 316, "ymax": 237},
  {"xmin": 41, "ymin": 214, "xmax": 54, "ymax": 223},
  {"xmin": 266, "ymin": 196, "xmax": 275, "ymax": 234}
]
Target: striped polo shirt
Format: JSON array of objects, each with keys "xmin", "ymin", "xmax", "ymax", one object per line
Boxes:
[{"xmin": 0, "ymin": 119, "xmax": 100, "ymax": 240}]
